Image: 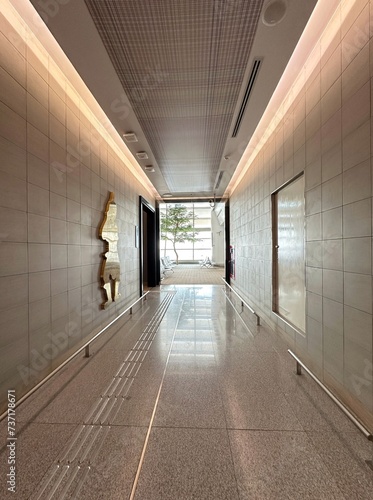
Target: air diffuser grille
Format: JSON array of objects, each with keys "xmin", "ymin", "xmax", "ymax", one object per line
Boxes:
[{"xmin": 232, "ymin": 59, "xmax": 262, "ymax": 138}]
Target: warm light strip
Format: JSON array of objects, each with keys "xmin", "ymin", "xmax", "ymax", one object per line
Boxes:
[
  {"xmin": 225, "ymin": 0, "xmax": 351, "ymax": 196},
  {"xmin": 3, "ymin": 0, "xmax": 160, "ymax": 199}
]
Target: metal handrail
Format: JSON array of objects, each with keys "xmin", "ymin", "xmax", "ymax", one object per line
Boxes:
[
  {"xmin": 0, "ymin": 292, "xmax": 149, "ymax": 422},
  {"xmin": 288, "ymin": 349, "xmax": 373, "ymax": 441},
  {"xmin": 221, "ymin": 278, "xmax": 260, "ymax": 325}
]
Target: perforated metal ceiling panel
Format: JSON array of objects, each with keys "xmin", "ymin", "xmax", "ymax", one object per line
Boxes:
[{"xmin": 84, "ymin": 0, "xmax": 264, "ymax": 195}]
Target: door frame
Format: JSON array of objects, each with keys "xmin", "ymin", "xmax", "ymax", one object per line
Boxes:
[{"xmin": 139, "ymin": 196, "xmax": 158, "ymax": 295}]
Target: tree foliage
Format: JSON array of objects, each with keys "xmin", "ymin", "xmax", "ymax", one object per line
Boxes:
[{"xmin": 160, "ymin": 204, "xmax": 201, "ymax": 263}]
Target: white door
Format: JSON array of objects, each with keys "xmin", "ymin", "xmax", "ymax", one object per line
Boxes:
[{"xmin": 273, "ymin": 174, "xmax": 305, "ymax": 332}]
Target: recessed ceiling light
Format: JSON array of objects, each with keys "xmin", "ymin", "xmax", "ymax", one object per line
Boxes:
[
  {"xmin": 123, "ymin": 132, "xmax": 138, "ymax": 142},
  {"xmin": 162, "ymin": 192, "xmax": 173, "ymax": 198},
  {"xmin": 262, "ymin": 0, "xmax": 287, "ymax": 27},
  {"xmin": 144, "ymin": 165, "xmax": 155, "ymax": 172},
  {"xmin": 136, "ymin": 151, "xmax": 149, "ymax": 160}
]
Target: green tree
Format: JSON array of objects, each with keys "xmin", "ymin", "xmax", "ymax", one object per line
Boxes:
[{"xmin": 160, "ymin": 204, "xmax": 201, "ymax": 264}]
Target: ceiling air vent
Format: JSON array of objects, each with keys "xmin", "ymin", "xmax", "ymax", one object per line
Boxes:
[
  {"xmin": 123, "ymin": 132, "xmax": 138, "ymax": 142},
  {"xmin": 232, "ymin": 58, "xmax": 262, "ymax": 138},
  {"xmin": 215, "ymin": 171, "xmax": 224, "ymax": 190},
  {"xmin": 136, "ymin": 151, "xmax": 148, "ymax": 160}
]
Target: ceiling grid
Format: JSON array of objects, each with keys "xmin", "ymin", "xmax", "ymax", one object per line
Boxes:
[{"xmin": 84, "ymin": 0, "xmax": 265, "ymax": 194}]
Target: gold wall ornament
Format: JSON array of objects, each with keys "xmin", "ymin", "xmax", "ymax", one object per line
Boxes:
[{"xmin": 99, "ymin": 192, "xmax": 121, "ymax": 309}]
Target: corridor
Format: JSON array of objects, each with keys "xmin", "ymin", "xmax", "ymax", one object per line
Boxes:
[{"xmin": 0, "ymin": 286, "xmax": 372, "ymax": 499}]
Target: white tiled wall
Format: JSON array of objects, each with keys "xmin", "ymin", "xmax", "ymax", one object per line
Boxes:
[
  {"xmin": 230, "ymin": 0, "xmax": 373, "ymax": 428},
  {"xmin": 0, "ymin": 7, "xmax": 155, "ymax": 411}
]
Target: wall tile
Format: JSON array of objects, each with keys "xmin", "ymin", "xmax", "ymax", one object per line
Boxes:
[
  {"xmin": 49, "ymin": 87, "xmax": 65, "ymax": 124},
  {"xmin": 0, "ymin": 66, "xmax": 26, "ymax": 118},
  {"xmin": 306, "ymin": 266, "xmax": 322, "ymax": 295},
  {"xmin": 322, "ymin": 207, "xmax": 342, "ymax": 239},
  {"xmin": 67, "ymin": 172, "xmax": 81, "ymax": 202},
  {"xmin": 29, "ymin": 271, "xmax": 50, "ymax": 303},
  {"xmin": 27, "ymin": 92, "xmax": 48, "ymax": 136},
  {"xmin": 51, "ymin": 268, "xmax": 68, "ymax": 296},
  {"xmin": 306, "ymin": 131, "xmax": 321, "ymax": 166},
  {"xmin": 0, "ymin": 32, "xmax": 26, "ymax": 86},
  {"xmin": 323, "ymin": 239, "xmax": 343, "ymax": 271},
  {"xmin": 324, "ymin": 326, "xmax": 344, "ymax": 383},
  {"xmin": 321, "ymin": 174, "xmax": 342, "ymax": 211},
  {"xmin": 68, "ymin": 245, "xmax": 82, "ymax": 267},
  {"xmin": 67, "ymin": 199, "xmax": 81, "ymax": 223},
  {"xmin": 51, "ymin": 244, "xmax": 68, "ymax": 270},
  {"xmin": 0, "ymin": 136, "xmax": 26, "ymax": 180},
  {"xmin": 49, "ymin": 114, "xmax": 66, "ymax": 149},
  {"xmin": 27, "ymin": 123, "xmax": 48, "ymax": 163},
  {"xmin": 343, "ymin": 159, "xmax": 371, "ymax": 204},
  {"xmin": 321, "ymin": 77, "xmax": 341, "ymax": 125},
  {"xmin": 342, "ymin": 119, "xmax": 370, "ymax": 171},
  {"xmin": 68, "ymin": 222, "xmax": 81, "ymax": 245},
  {"xmin": 305, "ymin": 158, "xmax": 321, "ymax": 190},
  {"xmin": 50, "ymin": 141, "xmax": 67, "ymax": 196},
  {"xmin": 28, "ymin": 183, "xmax": 49, "ymax": 216},
  {"xmin": 0, "ymin": 101, "xmax": 26, "ymax": 149},
  {"xmin": 0, "ymin": 207, "xmax": 27, "ymax": 242},
  {"xmin": 341, "ymin": 80, "xmax": 370, "ymax": 138},
  {"xmin": 343, "ymin": 198, "xmax": 371, "ymax": 237},
  {"xmin": 27, "ymin": 153, "xmax": 49, "ymax": 190},
  {"xmin": 323, "ymin": 269, "xmax": 343, "ymax": 303},
  {"xmin": 68, "ymin": 267, "xmax": 81, "ymax": 290},
  {"xmin": 0, "ymin": 170, "xmax": 26, "ymax": 212},
  {"xmin": 29, "ymin": 297, "xmax": 50, "ymax": 332},
  {"xmin": 344, "ymin": 237, "xmax": 371, "ymax": 274},
  {"xmin": 50, "ymin": 192, "xmax": 66, "ymax": 220},
  {"xmin": 323, "ymin": 297, "xmax": 343, "ymax": 332},
  {"xmin": 321, "ymin": 45, "xmax": 341, "ymax": 95},
  {"xmin": 28, "ymin": 213, "xmax": 49, "ymax": 243},
  {"xmin": 50, "ymin": 218, "xmax": 67, "ymax": 244},
  {"xmin": 307, "ymin": 292, "xmax": 323, "ymax": 322},
  {"xmin": 305, "ymin": 185, "xmax": 321, "ymax": 215},
  {"xmin": 341, "ymin": 2, "xmax": 369, "ymax": 65},
  {"xmin": 344, "ymin": 272, "xmax": 372, "ymax": 313},
  {"xmin": 0, "ymin": 274, "xmax": 28, "ymax": 311},
  {"xmin": 0, "ymin": 242, "xmax": 27, "ymax": 277},
  {"xmin": 321, "ymin": 109, "xmax": 341, "ymax": 153},
  {"xmin": 306, "ymin": 213, "xmax": 322, "ymax": 241},
  {"xmin": 27, "ymin": 62, "xmax": 48, "ymax": 109},
  {"xmin": 28, "ymin": 243, "xmax": 50, "ymax": 273},
  {"xmin": 342, "ymin": 41, "xmax": 369, "ymax": 102},
  {"xmin": 27, "ymin": 44, "xmax": 48, "ymax": 82},
  {"xmin": 51, "ymin": 292, "xmax": 68, "ymax": 322},
  {"xmin": 306, "ymin": 102, "xmax": 321, "ymax": 140},
  {"xmin": 306, "ymin": 241, "xmax": 323, "ymax": 268}
]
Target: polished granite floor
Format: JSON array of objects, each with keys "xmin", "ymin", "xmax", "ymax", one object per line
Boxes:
[{"xmin": 0, "ymin": 285, "xmax": 372, "ymax": 499}]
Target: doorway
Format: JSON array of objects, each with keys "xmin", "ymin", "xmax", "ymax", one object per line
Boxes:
[
  {"xmin": 272, "ymin": 174, "xmax": 305, "ymax": 332},
  {"xmin": 139, "ymin": 196, "xmax": 158, "ymax": 295}
]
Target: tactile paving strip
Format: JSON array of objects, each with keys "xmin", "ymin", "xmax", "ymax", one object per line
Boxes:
[{"xmin": 31, "ymin": 292, "xmax": 175, "ymax": 500}]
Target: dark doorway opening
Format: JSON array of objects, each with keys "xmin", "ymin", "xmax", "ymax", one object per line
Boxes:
[{"xmin": 139, "ymin": 196, "xmax": 158, "ymax": 295}]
